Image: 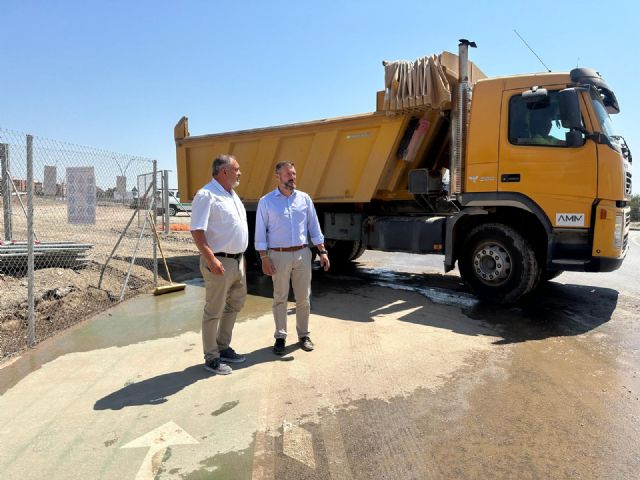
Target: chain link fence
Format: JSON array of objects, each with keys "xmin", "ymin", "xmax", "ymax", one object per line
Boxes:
[{"xmin": 0, "ymin": 128, "xmax": 174, "ymax": 353}]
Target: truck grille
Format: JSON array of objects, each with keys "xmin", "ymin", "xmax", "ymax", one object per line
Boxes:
[{"xmin": 626, "ymin": 170, "xmax": 632, "ymax": 196}]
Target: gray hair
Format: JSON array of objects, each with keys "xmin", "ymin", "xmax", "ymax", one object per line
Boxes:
[
  {"xmin": 212, "ymin": 154, "xmax": 235, "ymax": 176},
  {"xmin": 275, "ymin": 161, "xmax": 295, "ymax": 173}
]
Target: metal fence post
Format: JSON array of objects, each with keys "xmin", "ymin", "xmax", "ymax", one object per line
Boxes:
[
  {"xmin": 26, "ymin": 135, "xmax": 35, "ymax": 346},
  {"xmin": 152, "ymin": 160, "xmax": 158, "ymax": 287},
  {"xmin": 0, "ymin": 127, "xmax": 182, "ymax": 357},
  {"xmin": 1, "ymin": 143, "xmax": 12, "ymax": 240},
  {"xmin": 162, "ymin": 170, "xmax": 169, "ymax": 235}
]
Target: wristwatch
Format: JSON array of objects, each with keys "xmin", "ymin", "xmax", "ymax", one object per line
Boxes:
[{"xmin": 318, "ymin": 249, "xmax": 328, "ymax": 255}]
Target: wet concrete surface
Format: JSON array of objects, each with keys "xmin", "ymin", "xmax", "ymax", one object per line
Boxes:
[
  {"xmin": 0, "ymin": 278, "xmax": 272, "ymax": 395},
  {"xmin": 0, "ymin": 232, "xmax": 638, "ymax": 479}
]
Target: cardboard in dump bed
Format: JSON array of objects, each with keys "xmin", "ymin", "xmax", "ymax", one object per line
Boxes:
[{"xmin": 175, "ymin": 51, "xmax": 485, "ymax": 206}]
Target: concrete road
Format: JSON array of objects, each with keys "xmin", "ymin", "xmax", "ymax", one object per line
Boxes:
[{"xmin": 1, "ymin": 232, "xmax": 639, "ymax": 479}]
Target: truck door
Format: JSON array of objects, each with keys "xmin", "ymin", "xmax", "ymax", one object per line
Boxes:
[{"xmin": 498, "ymin": 89, "xmax": 597, "ymax": 229}]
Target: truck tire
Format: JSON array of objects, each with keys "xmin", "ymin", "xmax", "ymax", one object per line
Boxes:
[
  {"xmin": 458, "ymin": 223, "xmax": 539, "ymax": 304},
  {"xmin": 245, "ymin": 212, "xmax": 262, "ymax": 272},
  {"xmin": 326, "ymin": 240, "xmax": 365, "ymax": 264},
  {"xmin": 168, "ymin": 206, "xmax": 177, "ymax": 217}
]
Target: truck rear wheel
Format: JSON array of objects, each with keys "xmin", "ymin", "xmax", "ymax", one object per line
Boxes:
[
  {"xmin": 168, "ymin": 206, "xmax": 177, "ymax": 216},
  {"xmin": 325, "ymin": 240, "xmax": 365, "ymax": 264},
  {"xmin": 458, "ymin": 223, "xmax": 539, "ymax": 304}
]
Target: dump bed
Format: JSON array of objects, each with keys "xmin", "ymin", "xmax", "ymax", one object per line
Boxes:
[{"xmin": 175, "ymin": 51, "xmax": 485, "ymax": 205}]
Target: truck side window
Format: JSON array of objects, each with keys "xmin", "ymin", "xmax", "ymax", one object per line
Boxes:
[{"xmin": 508, "ymin": 91, "xmax": 575, "ymax": 147}]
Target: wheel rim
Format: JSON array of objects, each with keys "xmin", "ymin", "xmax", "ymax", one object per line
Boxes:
[{"xmin": 472, "ymin": 242, "xmax": 512, "ymax": 285}]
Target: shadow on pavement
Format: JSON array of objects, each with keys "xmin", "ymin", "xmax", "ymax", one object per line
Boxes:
[
  {"xmin": 468, "ymin": 281, "xmax": 619, "ymax": 344},
  {"xmin": 94, "ymin": 365, "xmax": 209, "ymax": 410},
  {"xmin": 266, "ymin": 264, "xmax": 620, "ymax": 346},
  {"xmin": 93, "ymin": 346, "xmax": 296, "ymax": 410}
]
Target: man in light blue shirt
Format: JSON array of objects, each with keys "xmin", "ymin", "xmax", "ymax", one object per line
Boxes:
[{"xmin": 255, "ymin": 161, "xmax": 330, "ymax": 355}]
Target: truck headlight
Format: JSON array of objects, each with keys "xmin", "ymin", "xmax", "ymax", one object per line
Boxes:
[{"xmin": 614, "ymin": 214, "xmax": 624, "ymax": 249}]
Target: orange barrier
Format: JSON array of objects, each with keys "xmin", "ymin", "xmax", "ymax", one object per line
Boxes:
[
  {"xmin": 154, "ymin": 224, "xmax": 191, "ymax": 232},
  {"xmin": 169, "ymin": 224, "xmax": 190, "ymax": 231}
]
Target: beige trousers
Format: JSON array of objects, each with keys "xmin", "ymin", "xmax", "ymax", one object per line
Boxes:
[
  {"xmin": 199, "ymin": 256, "xmax": 246, "ymax": 362},
  {"xmin": 269, "ymin": 247, "xmax": 312, "ymax": 339}
]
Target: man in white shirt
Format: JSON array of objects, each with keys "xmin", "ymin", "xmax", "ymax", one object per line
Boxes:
[
  {"xmin": 255, "ymin": 161, "xmax": 330, "ymax": 355},
  {"xmin": 190, "ymin": 154, "xmax": 248, "ymax": 374}
]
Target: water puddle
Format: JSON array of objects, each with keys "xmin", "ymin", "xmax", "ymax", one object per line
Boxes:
[{"xmin": 0, "ymin": 279, "xmax": 272, "ymax": 394}]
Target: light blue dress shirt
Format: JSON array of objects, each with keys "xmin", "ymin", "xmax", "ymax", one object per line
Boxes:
[{"xmin": 254, "ymin": 188, "xmax": 324, "ymax": 251}]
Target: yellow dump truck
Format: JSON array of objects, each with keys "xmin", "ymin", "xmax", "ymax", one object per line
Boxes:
[{"xmin": 175, "ymin": 40, "xmax": 632, "ymax": 303}]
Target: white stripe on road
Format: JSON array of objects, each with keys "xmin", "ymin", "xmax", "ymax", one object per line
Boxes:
[
  {"xmin": 121, "ymin": 421, "xmax": 198, "ymax": 480},
  {"xmin": 283, "ymin": 421, "xmax": 316, "ymax": 469}
]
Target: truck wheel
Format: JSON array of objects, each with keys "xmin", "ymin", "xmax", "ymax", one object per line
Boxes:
[
  {"xmin": 245, "ymin": 212, "xmax": 262, "ymax": 272},
  {"xmin": 458, "ymin": 223, "xmax": 539, "ymax": 304},
  {"xmin": 351, "ymin": 243, "xmax": 366, "ymax": 260},
  {"xmin": 325, "ymin": 240, "xmax": 365, "ymax": 264},
  {"xmin": 168, "ymin": 206, "xmax": 177, "ymax": 216}
]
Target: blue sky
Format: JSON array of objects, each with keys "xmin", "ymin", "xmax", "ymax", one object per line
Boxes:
[{"xmin": 2, "ymin": 0, "xmax": 638, "ymax": 193}]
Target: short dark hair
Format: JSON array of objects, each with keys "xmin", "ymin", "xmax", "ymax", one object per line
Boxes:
[
  {"xmin": 275, "ymin": 161, "xmax": 295, "ymax": 173},
  {"xmin": 212, "ymin": 154, "xmax": 235, "ymax": 176}
]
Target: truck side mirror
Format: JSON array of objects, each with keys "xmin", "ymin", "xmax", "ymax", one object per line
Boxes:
[
  {"xmin": 565, "ymin": 130, "xmax": 584, "ymax": 148},
  {"xmin": 559, "ymin": 88, "xmax": 582, "ymax": 129}
]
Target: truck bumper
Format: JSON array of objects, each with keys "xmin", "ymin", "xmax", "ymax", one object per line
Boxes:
[
  {"xmin": 585, "ymin": 256, "xmax": 625, "ymax": 272},
  {"xmin": 549, "ymin": 204, "xmax": 629, "ymax": 273}
]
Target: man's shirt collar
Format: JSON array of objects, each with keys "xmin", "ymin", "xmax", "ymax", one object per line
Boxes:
[
  {"xmin": 274, "ymin": 187, "xmax": 296, "ymax": 198},
  {"xmin": 211, "ymin": 178, "xmax": 231, "ymax": 195}
]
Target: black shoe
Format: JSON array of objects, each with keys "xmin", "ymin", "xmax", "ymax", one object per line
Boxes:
[
  {"xmin": 203, "ymin": 357, "xmax": 232, "ymax": 375},
  {"xmin": 273, "ymin": 338, "xmax": 285, "ymax": 355},
  {"xmin": 219, "ymin": 347, "xmax": 246, "ymax": 363},
  {"xmin": 299, "ymin": 336, "xmax": 314, "ymax": 351}
]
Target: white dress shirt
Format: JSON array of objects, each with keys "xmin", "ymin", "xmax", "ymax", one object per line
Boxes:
[
  {"xmin": 190, "ymin": 178, "xmax": 248, "ymax": 254},
  {"xmin": 254, "ymin": 188, "xmax": 324, "ymax": 251}
]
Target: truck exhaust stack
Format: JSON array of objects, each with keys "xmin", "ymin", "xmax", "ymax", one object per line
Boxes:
[{"xmin": 450, "ymin": 39, "xmax": 476, "ymax": 198}]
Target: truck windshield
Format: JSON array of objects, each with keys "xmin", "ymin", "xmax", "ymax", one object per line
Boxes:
[{"xmin": 589, "ymin": 88, "xmax": 618, "ymax": 140}]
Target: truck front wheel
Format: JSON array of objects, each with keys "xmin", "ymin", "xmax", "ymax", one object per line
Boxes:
[
  {"xmin": 168, "ymin": 206, "xmax": 177, "ymax": 216},
  {"xmin": 458, "ymin": 223, "xmax": 539, "ymax": 304}
]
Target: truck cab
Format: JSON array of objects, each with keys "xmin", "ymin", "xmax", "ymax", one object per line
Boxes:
[{"xmin": 450, "ymin": 68, "xmax": 631, "ymax": 300}]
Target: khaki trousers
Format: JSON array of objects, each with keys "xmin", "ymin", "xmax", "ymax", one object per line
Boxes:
[
  {"xmin": 199, "ymin": 256, "xmax": 246, "ymax": 362},
  {"xmin": 269, "ymin": 247, "xmax": 312, "ymax": 339}
]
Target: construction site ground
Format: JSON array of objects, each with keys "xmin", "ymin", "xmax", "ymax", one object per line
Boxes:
[{"xmin": 1, "ymin": 230, "xmax": 639, "ymax": 479}]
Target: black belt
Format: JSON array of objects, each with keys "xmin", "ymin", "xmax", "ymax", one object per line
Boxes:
[{"xmin": 214, "ymin": 252, "xmax": 243, "ymax": 260}]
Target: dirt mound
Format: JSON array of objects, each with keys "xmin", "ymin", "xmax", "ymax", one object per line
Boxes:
[{"xmin": 0, "ymin": 231, "xmax": 200, "ymax": 363}]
